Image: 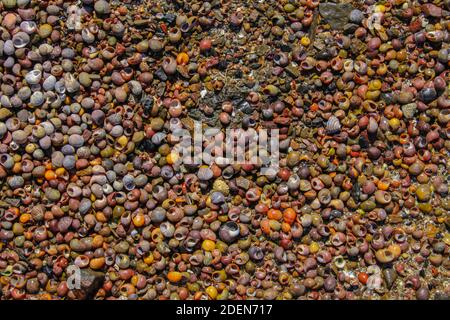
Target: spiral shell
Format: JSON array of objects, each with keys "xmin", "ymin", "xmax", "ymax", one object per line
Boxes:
[
  {"xmin": 12, "ymin": 32, "xmax": 30, "ymax": 48},
  {"xmin": 326, "ymin": 116, "xmax": 341, "ymax": 134},
  {"xmin": 20, "ymin": 21, "xmax": 37, "ymax": 34},
  {"xmin": 25, "ymin": 70, "xmax": 42, "ymax": 85}
]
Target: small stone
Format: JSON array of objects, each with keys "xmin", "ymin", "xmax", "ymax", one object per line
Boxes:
[
  {"xmin": 397, "ymin": 91, "xmax": 414, "ymax": 104},
  {"xmin": 285, "ymin": 64, "xmax": 300, "ymax": 78},
  {"xmin": 349, "ymin": 9, "xmax": 364, "ymax": 24},
  {"xmin": 164, "ymin": 13, "xmax": 176, "ymax": 25},
  {"xmin": 421, "ymin": 4, "xmax": 443, "ymax": 17},
  {"xmin": 0, "ymin": 108, "xmax": 13, "ymax": 120},
  {"xmin": 2, "ymin": 0, "xmax": 17, "ymax": 9},
  {"xmin": 133, "ymin": 19, "xmax": 151, "ymax": 27},
  {"xmin": 213, "ymin": 179, "xmax": 230, "ymax": 196},
  {"xmin": 79, "ymin": 72, "xmax": 92, "ymax": 87},
  {"xmin": 94, "ymin": 0, "xmax": 110, "ymax": 15},
  {"xmin": 343, "ymin": 23, "xmax": 359, "ymax": 34},
  {"xmin": 154, "ymin": 68, "xmax": 168, "ymax": 81},
  {"xmin": 401, "ymin": 103, "xmax": 417, "ymax": 119},
  {"xmin": 45, "ymin": 188, "xmax": 61, "ymax": 202},
  {"xmin": 382, "ymin": 268, "xmax": 398, "ymax": 289},
  {"xmin": 38, "ymin": 24, "xmax": 52, "ymax": 38},
  {"xmin": 198, "ymin": 167, "xmax": 214, "ymax": 181},
  {"xmin": 236, "ymin": 177, "xmax": 251, "ymax": 190}
]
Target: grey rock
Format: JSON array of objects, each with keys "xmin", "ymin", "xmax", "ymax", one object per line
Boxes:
[
  {"xmin": 236, "ymin": 176, "xmax": 251, "ymax": 190},
  {"xmin": 319, "ymin": 3, "xmax": 354, "ymax": 30},
  {"xmin": 79, "ymin": 198, "xmax": 92, "ymax": 215},
  {"xmin": 154, "ymin": 68, "xmax": 168, "ymax": 81},
  {"xmin": 383, "ymin": 268, "xmax": 398, "ymax": 289},
  {"xmin": 401, "ymin": 103, "xmax": 417, "ymax": 119},
  {"xmin": 349, "ymin": 9, "xmax": 364, "ymax": 24}
]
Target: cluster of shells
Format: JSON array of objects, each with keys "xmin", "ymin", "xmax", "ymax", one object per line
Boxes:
[{"xmin": 0, "ymin": 0, "xmax": 449, "ymax": 300}]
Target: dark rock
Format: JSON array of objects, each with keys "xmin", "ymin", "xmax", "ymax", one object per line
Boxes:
[
  {"xmin": 217, "ymin": 60, "xmax": 228, "ymax": 70},
  {"xmin": 316, "ymin": 49, "xmax": 333, "ymax": 60},
  {"xmin": 381, "ymin": 92, "xmax": 395, "ymax": 104},
  {"xmin": 164, "ymin": 13, "xmax": 176, "ymax": 25},
  {"xmin": 141, "ymin": 95, "xmax": 155, "ymax": 113},
  {"xmin": 280, "ymin": 44, "xmax": 292, "ymax": 52},
  {"xmin": 140, "ymin": 139, "xmax": 156, "ymax": 152},
  {"xmin": 154, "ymin": 68, "xmax": 168, "ymax": 81},
  {"xmin": 418, "ymin": 88, "xmax": 437, "ymax": 103},
  {"xmin": 72, "ymin": 269, "xmax": 105, "ymax": 300},
  {"xmin": 343, "ymin": 23, "xmax": 359, "ymax": 34},
  {"xmin": 42, "ymin": 265, "xmax": 53, "ymax": 278},
  {"xmin": 358, "ymin": 135, "xmax": 370, "ymax": 149}
]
